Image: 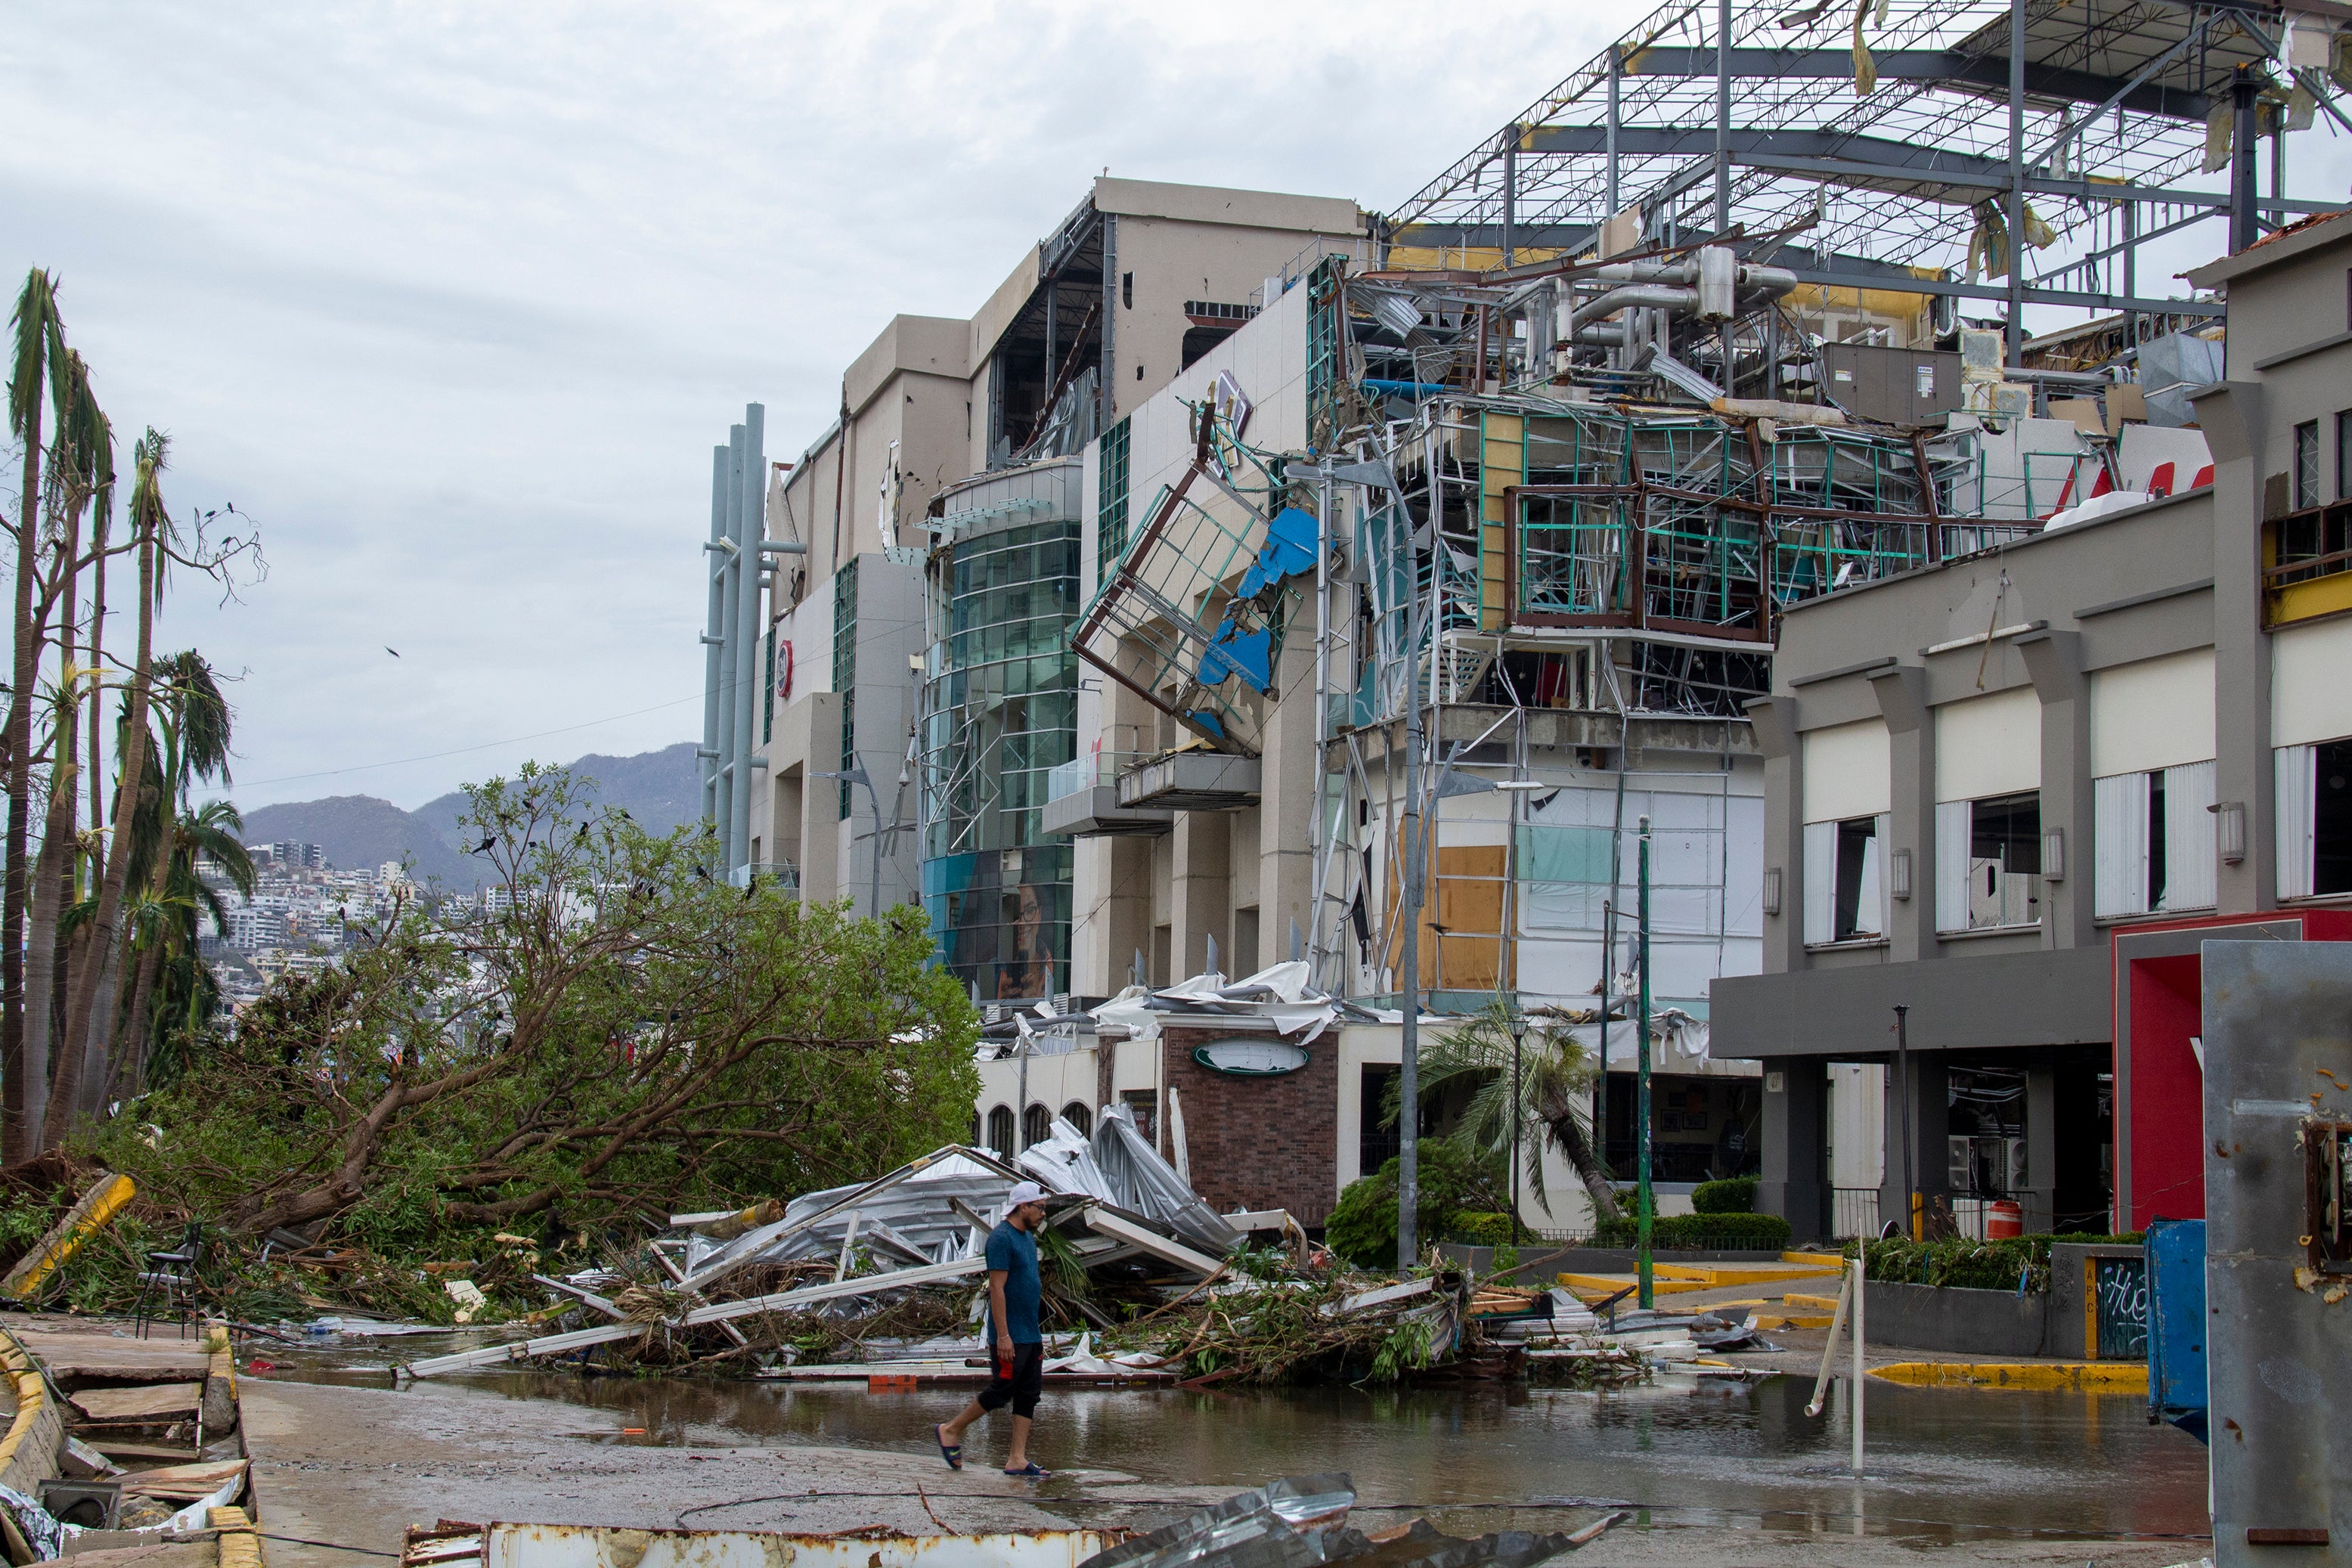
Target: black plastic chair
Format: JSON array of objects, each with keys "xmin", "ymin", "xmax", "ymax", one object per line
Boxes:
[{"xmin": 132, "ymin": 1222, "xmax": 206, "ymax": 1340}]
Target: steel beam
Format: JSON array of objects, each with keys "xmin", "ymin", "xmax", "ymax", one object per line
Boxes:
[
  {"xmin": 1622, "ymin": 45, "xmax": 2211, "ymax": 120},
  {"xmin": 1780, "ymin": 265, "xmax": 2221, "ymax": 315}
]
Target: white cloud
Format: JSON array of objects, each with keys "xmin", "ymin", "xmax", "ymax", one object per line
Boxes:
[{"xmin": 0, "ymin": 0, "xmax": 1617, "ymax": 809}]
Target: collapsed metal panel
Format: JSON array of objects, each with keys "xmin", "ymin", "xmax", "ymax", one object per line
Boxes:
[{"xmin": 1070, "ymin": 411, "xmax": 1315, "ymax": 757}]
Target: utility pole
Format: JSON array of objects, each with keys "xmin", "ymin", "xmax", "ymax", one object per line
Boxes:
[
  {"xmin": 1510, "ymin": 1006, "xmax": 1526, "ymax": 1244},
  {"xmin": 1895, "ymin": 1003, "xmax": 1917, "ymax": 1240},
  {"xmin": 1637, "ymin": 814, "xmax": 1655, "ymax": 1309},
  {"xmin": 1396, "ymin": 513, "xmax": 1430, "ymax": 1274}
]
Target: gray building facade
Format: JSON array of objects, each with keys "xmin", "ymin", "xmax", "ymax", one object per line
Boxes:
[{"xmin": 1715, "ymin": 209, "xmax": 2352, "ymax": 1241}]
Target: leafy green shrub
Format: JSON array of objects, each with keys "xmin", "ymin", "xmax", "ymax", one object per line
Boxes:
[
  {"xmin": 1448, "ymin": 1211, "xmax": 1517, "ymax": 1247},
  {"xmin": 1591, "ymin": 1211, "xmax": 1791, "ymax": 1250},
  {"xmin": 1848, "ymin": 1232, "xmax": 2144, "ymax": 1294},
  {"xmin": 1690, "ymin": 1176, "xmax": 1758, "ymax": 1214},
  {"xmin": 1324, "ymin": 1139, "xmax": 1512, "ymax": 1269}
]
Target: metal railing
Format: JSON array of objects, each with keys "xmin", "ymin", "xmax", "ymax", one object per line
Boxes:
[
  {"xmin": 1045, "ymin": 748, "xmax": 1152, "ymax": 805},
  {"xmin": 1832, "ymin": 1188, "xmax": 1882, "ymax": 1239},
  {"xmin": 727, "ymin": 860, "xmax": 801, "ymax": 891}
]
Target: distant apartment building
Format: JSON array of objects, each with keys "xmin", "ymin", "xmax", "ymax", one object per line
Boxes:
[{"xmin": 225, "ymin": 907, "xmax": 286, "ymax": 950}]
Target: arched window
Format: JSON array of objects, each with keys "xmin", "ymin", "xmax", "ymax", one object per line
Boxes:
[
  {"xmin": 1022, "ymin": 1103, "xmax": 1052, "ymax": 1149},
  {"xmin": 1059, "ymin": 1101, "xmax": 1092, "ymax": 1137},
  {"xmin": 987, "ymin": 1105, "xmax": 1016, "ymax": 1161}
]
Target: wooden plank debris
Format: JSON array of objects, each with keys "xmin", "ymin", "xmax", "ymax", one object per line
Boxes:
[{"xmin": 68, "ymin": 1383, "xmax": 203, "ymax": 1421}]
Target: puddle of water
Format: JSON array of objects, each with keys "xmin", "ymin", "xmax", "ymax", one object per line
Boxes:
[{"xmin": 249, "ymin": 1341, "xmax": 2209, "ymax": 1545}]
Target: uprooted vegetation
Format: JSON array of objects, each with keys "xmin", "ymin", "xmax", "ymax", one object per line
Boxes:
[{"xmin": 0, "ymin": 764, "xmax": 981, "ymax": 1325}]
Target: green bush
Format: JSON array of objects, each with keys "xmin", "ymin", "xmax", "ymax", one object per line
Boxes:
[
  {"xmin": 1690, "ymin": 1176, "xmax": 1758, "ymax": 1214},
  {"xmin": 1324, "ymin": 1139, "xmax": 1512, "ymax": 1269},
  {"xmin": 1848, "ymin": 1232, "xmax": 2145, "ymax": 1294},
  {"xmin": 1591, "ymin": 1210, "xmax": 1791, "ymax": 1250},
  {"xmin": 1449, "ymin": 1211, "xmax": 1517, "ymax": 1247}
]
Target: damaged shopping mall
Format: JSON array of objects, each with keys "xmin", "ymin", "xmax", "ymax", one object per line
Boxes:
[{"xmin": 699, "ymin": 0, "xmax": 2352, "ymax": 1238}]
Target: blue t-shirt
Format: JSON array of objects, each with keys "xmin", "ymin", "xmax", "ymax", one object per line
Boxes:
[{"xmin": 984, "ymin": 1219, "xmax": 1043, "ymax": 1345}]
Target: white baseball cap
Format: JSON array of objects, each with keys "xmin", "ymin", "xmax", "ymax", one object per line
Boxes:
[{"xmin": 1006, "ymin": 1181, "xmax": 1047, "ymax": 1207}]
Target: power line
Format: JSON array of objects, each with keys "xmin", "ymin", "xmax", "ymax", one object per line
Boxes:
[{"xmin": 231, "ymin": 681, "xmax": 742, "ymax": 791}]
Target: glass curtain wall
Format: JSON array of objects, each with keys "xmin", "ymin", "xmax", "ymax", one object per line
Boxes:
[{"xmin": 919, "ymin": 483, "xmax": 1080, "ymax": 1002}]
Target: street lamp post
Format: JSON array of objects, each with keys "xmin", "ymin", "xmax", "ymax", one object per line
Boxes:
[
  {"xmin": 1637, "ymin": 813, "xmax": 1655, "ymax": 1309},
  {"xmin": 813, "ymin": 764, "xmax": 883, "ymax": 918},
  {"xmin": 1509, "ymin": 1007, "xmax": 1526, "ymax": 1244}
]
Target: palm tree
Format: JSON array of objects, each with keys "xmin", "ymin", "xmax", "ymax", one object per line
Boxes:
[
  {"xmin": 23, "ymin": 349, "xmax": 111, "ymax": 1150},
  {"xmin": 4, "ymin": 269, "xmax": 70, "ymax": 1162},
  {"xmin": 113, "ymin": 798, "xmax": 247, "ymax": 1099},
  {"xmin": 47, "ymin": 429, "xmax": 164, "ymax": 1147},
  {"xmin": 99, "ymin": 655, "xmax": 238, "ymax": 1108},
  {"xmin": 1404, "ymin": 998, "xmax": 1624, "ymax": 1225}
]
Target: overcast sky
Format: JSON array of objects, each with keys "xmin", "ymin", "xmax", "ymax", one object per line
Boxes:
[{"xmin": 4, "ymin": 2, "xmax": 2343, "ymax": 813}]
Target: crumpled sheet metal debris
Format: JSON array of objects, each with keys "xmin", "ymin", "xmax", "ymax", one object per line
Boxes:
[{"xmin": 1075, "ymin": 1475, "xmax": 1620, "ymax": 1568}]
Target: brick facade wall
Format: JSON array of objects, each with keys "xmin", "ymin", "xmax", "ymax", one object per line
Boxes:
[{"xmin": 1161, "ymin": 1023, "xmax": 1339, "ymax": 1224}]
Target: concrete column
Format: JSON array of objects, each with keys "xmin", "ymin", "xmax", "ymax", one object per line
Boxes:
[
  {"xmin": 2023, "ymin": 1065, "xmax": 2058, "ymax": 1232},
  {"xmin": 1760, "ymin": 1055, "xmax": 1829, "ymax": 1242},
  {"xmin": 1880, "ymin": 1051, "xmax": 1950, "ymax": 1234},
  {"xmin": 1256, "ymin": 636, "xmax": 1317, "ymax": 975},
  {"xmin": 1746, "ymin": 696, "xmax": 1804, "ymax": 972},
  {"xmin": 1170, "ymin": 810, "xmax": 1232, "ymax": 981},
  {"xmin": 2192, "ymin": 380, "xmax": 2273, "ymax": 912},
  {"xmin": 1071, "ymin": 835, "xmax": 1155, "ymax": 996},
  {"xmin": 2018, "ymin": 630, "xmax": 2093, "ymax": 948},
  {"xmin": 1869, "ymin": 667, "xmax": 1933, "ymax": 962}
]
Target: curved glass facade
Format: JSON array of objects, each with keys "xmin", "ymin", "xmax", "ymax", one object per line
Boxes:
[{"xmin": 919, "ymin": 466, "xmax": 1081, "ymax": 1003}]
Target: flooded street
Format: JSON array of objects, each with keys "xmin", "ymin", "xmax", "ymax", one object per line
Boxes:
[{"xmin": 258, "ymin": 1339, "xmax": 2211, "ymax": 1549}]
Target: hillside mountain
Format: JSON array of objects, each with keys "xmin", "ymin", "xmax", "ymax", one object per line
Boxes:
[
  {"xmin": 239, "ymin": 741, "xmax": 702, "ymax": 882},
  {"xmin": 236, "ymin": 795, "xmax": 473, "ymax": 884},
  {"xmin": 411, "ymin": 742, "xmax": 702, "ymax": 845}
]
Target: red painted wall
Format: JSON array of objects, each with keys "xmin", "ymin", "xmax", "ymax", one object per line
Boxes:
[
  {"xmin": 2115, "ymin": 910, "xmax": 2352, "ymax": 1230},
  {"xmin": 2126, "ymin": 953, "xmax": 2205, "ymax": 1229}
]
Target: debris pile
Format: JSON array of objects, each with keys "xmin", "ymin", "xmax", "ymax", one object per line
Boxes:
[{"xmin": 1074, "ymin": 1473, "xmax": 1625, "ymax": 1568}]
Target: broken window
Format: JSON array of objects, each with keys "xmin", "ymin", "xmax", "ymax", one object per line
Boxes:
[
  {"xmin": 1935, "ymin": 791, "xmax": 2041, "ymax": 931},
  {"xmin": 2298, "ymin": 420, "xmax": 2321, "ymax": 510},
  {"xmin": 2279, "ymin": 739, "xmax": 2352, "ymax": 897},
  {"xmin": 2093, "ymin": 761, "xmax": 2217, "ymax": 917},
  {"xmin": 1801, "ymin": 813, "xmax": 1886, "ymax": 944}
]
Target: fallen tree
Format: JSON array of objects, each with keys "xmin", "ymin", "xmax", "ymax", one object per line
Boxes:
[{"xmin": 79, "ymin": 763, "xmax": 979, "ymax": 1283}]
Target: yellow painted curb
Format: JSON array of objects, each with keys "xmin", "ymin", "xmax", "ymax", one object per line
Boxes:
[
  {"xmin": 1783, "ymin": 1292, "xmax": 1842, "ymax": 1312},
  {"xmin": 2, "ymin": 1172, "xmax": 135, "ymax": 1300},
  {"xmin": 1653, "ymin": 1262, "xmax": 1849, "ymax": 1286},
  {"xmin": 1780, "ymin": 1252, "xmax": 1850, "ymax": 1268},
  {"xmin": 1870, "ymin": 1360, "xmax": 2149, "ymax": 1391},
  {"xmin": 1557, "ymin": 1272, "xmax": 1708, "ymax": 1297},
  {"xmin": 1754, "ymin": 1313, "xmax": 1836, "ymax": 1329},
  {"xmin": 211, "ymin": 1506, "xmax": 266, "ymax": 1568}
]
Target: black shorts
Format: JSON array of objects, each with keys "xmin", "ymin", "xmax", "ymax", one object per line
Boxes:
[{"xmin": 977, "ymin": 1341, "xmax": 1044, "ymax": 1418}]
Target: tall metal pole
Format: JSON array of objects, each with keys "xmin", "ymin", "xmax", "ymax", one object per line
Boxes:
[
  {"xmin": 702, "ymin": 446, "xmax": 728, "ymax": 835},
  {"xmin": 716, "ymin": 423, "xmax": 745, "ymax": 869},
  {"xmin": 866, "ymin": 776, "xmax": 882, "ymax": 918},
  {"xmin": 2006, "ymin": 0, "xmax": 2027, "ymax": 365},
  {"xmin": 1637, "ymin": 814, "xmax": 1654, "ymax": 1309},
  {"xmin": 1502, "ymin": 125, "xmax": 1518, "ymax": 268},
  {"xmin": 1597, "ymin": 897, "xmax": 1613, "ymax": 1179},
  {"xmin": 2230, "ymin": 67, "xmax": 2261, "ymax": 253},
  {"xmin": 1510, "ymin": 1011, "xmax": 1526, "ymax": 1244},
  {"xmin": 1397, "ymin": 506, "xmax": 1429, "ymax": 1273},
  {"xmin": 1895, "ymin": 1003, "xmax": 1917, "ymax": 1240},
  {"xmin": 1606, "ymin": 48, "xmax": 1622, "ymax": 218},
  {"xmin": 731, "ymin": 404, "xmax": 765, "ymax": 877},
  {"xmin": 1715, "ymin": 0, "xmax": 1732, "ymax": 235}
]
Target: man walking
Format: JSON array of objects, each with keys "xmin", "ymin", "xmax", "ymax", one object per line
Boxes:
[{"xmin": 935, "ymin": 1179, "xmax": 1050, "ymax": 1477}]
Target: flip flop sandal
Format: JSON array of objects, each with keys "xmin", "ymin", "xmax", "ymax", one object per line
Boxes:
[
  {"xmin": 1002, "ymin": 1462, "xmax": 1049, "ymax": 1479},
  {"xmin": 934, "ymin": 1424, "xmax": 962, "ymax": 1470}
]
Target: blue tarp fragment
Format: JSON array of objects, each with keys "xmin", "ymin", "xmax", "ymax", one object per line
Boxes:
[
  {"xmin": 1185, "ymin": 710, "xmax": 1227, "ymax": 739},
  {"xmin": 1199, "ymin": 621, "xmax": 1273, "ymax": 693},
  {"xmin": 1237, "ymin": 507, "xmax": 1320, "ymax": 598}
]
